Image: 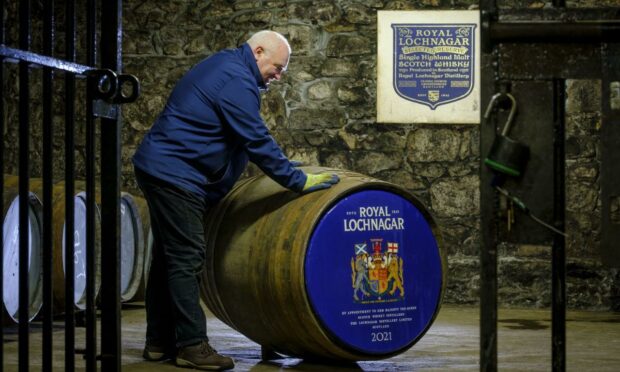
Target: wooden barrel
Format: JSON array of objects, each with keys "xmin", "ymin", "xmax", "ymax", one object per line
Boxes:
[
  {"xmin": 119, "ymin": 192, "xmax": 145, "ymax": 302},
  {"xmin": 200, "ymin": 167, "xmax": 446, "ymax": 361},
  {"xmin": 58, "ymin": 185, "xmax": 145, "ymax": 304},
  {"xmin": 43, "ymin": 181, "xmax": 144, "ymax": 307},
  {"xmin": 129, "ymin": 194, "xmax": 152, "ymax": 303},
  {"xmin": 2, "ymin": 175, "xmax": 44, "ymax": 324},
  {"xmin": 51, "ymin": 181, "xmax": 102, "ymax": 311}
]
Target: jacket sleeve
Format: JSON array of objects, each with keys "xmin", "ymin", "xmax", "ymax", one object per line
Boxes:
[{"xmin": 216, "ymin": 77, "xmax": 306, "ymax": 192}]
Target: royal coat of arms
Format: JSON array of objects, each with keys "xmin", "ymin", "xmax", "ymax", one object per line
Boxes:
[{"xmin": 350, "ymin": 239, "xmax": 405, "ymax": 303}]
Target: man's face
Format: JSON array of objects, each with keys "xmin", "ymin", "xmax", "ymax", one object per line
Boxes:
[{"xmin": 254, "ymin": 44, "xmax": 289, "ymax": 86}]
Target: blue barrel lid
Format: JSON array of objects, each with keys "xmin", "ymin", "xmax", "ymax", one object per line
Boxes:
[{"xmin": 305, "ymin": 189, "xmax": 443, "ymax": 355}]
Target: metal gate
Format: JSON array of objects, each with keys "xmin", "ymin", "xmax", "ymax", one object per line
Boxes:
[
  {"xmin": 479, "ymin": 1, "xmax": 620, "ymax": 371},
  {"xmin": 1, "ymin": 1, "xmax": 139, "ymax": 371}
]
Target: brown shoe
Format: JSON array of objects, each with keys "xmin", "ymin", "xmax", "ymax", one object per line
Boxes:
[
  {"xmin": 143, "ymin": 343, "xmax": 175, "ymax": 361},
  {"xmin": 176, "ymin": 341, "xmax": 234, "ymax": 371}
]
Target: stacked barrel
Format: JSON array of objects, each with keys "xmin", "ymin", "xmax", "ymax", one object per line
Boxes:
[{"xmin": 1, "ymin": 175, "xmax": 152, "ymax": 324}]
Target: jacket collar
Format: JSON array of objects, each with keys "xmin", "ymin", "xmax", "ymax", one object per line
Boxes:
[{"xmin": 241, "ymin": 43, "xmax": 267, "ymax": 91}]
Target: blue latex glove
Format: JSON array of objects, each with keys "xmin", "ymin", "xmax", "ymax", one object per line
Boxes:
[
  {"xmin": 290, "ymin": 160, "xmax": 304, "ymax": 167},
  {"xmin": 302, "ymin": 173, "xmax": 340, "ymax": 194}
]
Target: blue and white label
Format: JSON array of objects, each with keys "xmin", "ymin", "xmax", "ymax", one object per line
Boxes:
[
  {"xmin": 305, "ymin": 190, "xmax": 443, "ymax": 354},
  {"xmin": 392, "ymin": 24, "xmax": 476, "ymax": 110}
]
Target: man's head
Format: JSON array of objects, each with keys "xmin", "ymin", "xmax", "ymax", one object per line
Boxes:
[{"xmin": 247, "ymin": 30, "xmax": 291, "ymax": 86}]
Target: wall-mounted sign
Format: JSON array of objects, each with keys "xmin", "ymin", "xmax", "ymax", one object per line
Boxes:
[{"xmin": 377, "ymin": 11, "xmax": 480, "ymax": 124}]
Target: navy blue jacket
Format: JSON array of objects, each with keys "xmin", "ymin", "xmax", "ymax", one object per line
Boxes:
[{"xmin": 132, "ymin": 43, "xmax": 306, "ymax": 203}]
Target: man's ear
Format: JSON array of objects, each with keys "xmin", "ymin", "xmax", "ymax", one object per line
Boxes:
[{"xmin": 253, "ymin": 46, "xmax": 265, "ymax": 59}]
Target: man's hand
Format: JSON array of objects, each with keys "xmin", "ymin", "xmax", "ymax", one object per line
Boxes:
[{"xmin": 302, "ymin": 173, "xmax": 340, "ymax": 194}]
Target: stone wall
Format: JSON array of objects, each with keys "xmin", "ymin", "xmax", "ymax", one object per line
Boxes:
[
  {"xmin": 121, "ymin": 0, "xmax": 486, "ymax": 306},
  {"xmin": 3, "ymin": 0, "xmax": 620, "ymax": 310},
  {"xmin": 121, "ymin": 0, "xmax": 620, "ymax": 310}
]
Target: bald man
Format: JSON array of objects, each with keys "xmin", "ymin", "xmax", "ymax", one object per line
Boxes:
[
  {"xmin": 132, "ymin": 31, "xmax": 338, "ymax": 370},
  {"xmin": 248, "ymin": 30, "xmax": 290, "ymax": 86}
]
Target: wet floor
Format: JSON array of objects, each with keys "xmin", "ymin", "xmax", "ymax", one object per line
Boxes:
[{"xmin": 3, "ymin": 304, "xmax": 620, "ymax": 371}]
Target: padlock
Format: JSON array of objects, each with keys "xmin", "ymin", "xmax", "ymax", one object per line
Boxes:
[{"xmin": 483, "ymin": 93, "xmax": 529, "ymax": 177}]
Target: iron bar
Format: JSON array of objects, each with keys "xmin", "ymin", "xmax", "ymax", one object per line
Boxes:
[
  {"xmin": 600, "ymin": 43, "xmax": 620, "ymax": 266},
  {"xmin": 479, "ymin": 90, "xmax": 500, "ymax": 372},
  {"xmin": 479, "ymin": 1, "xmax": 500, "ymax": 367},
  {"xmin": 479, "ymin": 209, "xmax": 498, "ymax": 372},
  {"xmin": 42, "ymin": 0, "xmax": 55, "ymax": 371},
  {"xmin": 18, "ymin": 1, "xmax": 32, "ymax": 372},
  {"xmin": 489, "ymin": 21, "xmax": 620, "ymax": 43},
  {"xmin": 65, "ymin": 0, "xmax": 77, "ymax": 370},
  {"xmin": 0, "ymin": 0, "xmax": 5, "ymax": 364},
  {"xmin": 552, "ymin": 79, "xmax": 566, "ymax": 372},
  {"xmin": 0, "ymin": 46, "xmax": 92, "ymax": 75},
  {"xmin": 100, "ymin": 1, "xmax": 122, "ymax": 370},
  {"xmin": 85, "ymin": 0, "xmax": 98, "ymax": 370}
]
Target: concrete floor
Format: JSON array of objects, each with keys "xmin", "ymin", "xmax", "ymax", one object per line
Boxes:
[{"xmin": 2, "ymin": 304, "xmax": 620, "ymax": 371}]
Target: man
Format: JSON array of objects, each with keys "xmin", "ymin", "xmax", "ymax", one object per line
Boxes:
[{"xmin": 132, "ymin": 30, "xmax": 339, "ymax": 371}]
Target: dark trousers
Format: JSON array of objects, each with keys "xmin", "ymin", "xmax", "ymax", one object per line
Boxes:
[{"xmin": 135, "ymin": 167, "xmax": 208, "ymax": 348}]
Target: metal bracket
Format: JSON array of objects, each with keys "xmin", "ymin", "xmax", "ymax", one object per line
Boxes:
[
  {"xmin": 92, "ymin": 99, "xmax": 119, "ymax": 119},
  {"xmin": 87, "ymin": 69, "xmax": 140, "ymax": 118}
]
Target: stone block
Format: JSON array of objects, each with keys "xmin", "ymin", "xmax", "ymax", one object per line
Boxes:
[
  {"xmin": 322, "ymin": 152, "xmax": 352, "ymax": 169},
  {"xmin": 344, "ymin": 4, "xmax": 374, "ymax": 25},
  {"xmin": 233, "ymin": 10, "xmax": 272, "ymax": 25},
  {"xmin": 566, "ymin": 80, "xmax": 601, "ymax": 114},
  {"xmin": 275, "ymin": 25, "xmax": 318, "ymax": 56},
  {"xmin": 378, "ymin": 169, "xmax": 428, "ymax": 191},
  {"xmin": 326, "ymin": 35, "xmax": 372, "ymax": 57},
  {"xmin": 407, "ymin": 128, "xmax": 463, "ymax": 162},
  {"xmin": 337, "ymin": 86, "xmax": 367, "ymax": 104},
  {"xmin": 321, "ymin": 59, "xmax": 357, "ymax": 77},
  {"xmin": 357, "ymin": 130, "xmax": 407, "ymax": 151},
  {"xmin": 566, "ymin": 180, "xmax": 598, "ymax": 213},
  {"xmin": 288, "ymin": 108, "xmax": 346, "ymax": 130},
  {"xmin": 352, "ymin": 151, "xmax": 403, "ymax": 175},
  {"xmin": 287, "ymin": 2, "xmax": 342, "ymax": 26},
  {"xmin": 430, "ymin": 175, "xmax": 479, "ymax": 217},
  {"xmin": 308, "ymin": 80, "xmax": 334, "ymax": 100}
]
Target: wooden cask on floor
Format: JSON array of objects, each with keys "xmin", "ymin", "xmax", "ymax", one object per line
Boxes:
[
  {"xmin": 2, "ymin": 175, "xmax": 44, "ymax": 324},
  {"xmin": 200, "ymin": 167, "xmax": 446, "ymax": 361},
  {"xmin": 119, "ymin": 192, "xmax": 147, "ymax": 302},
  {"xmin": 128, "ymin": 194, "xmax": 152, "ymax": 303},
  {"xmin": 45, "ymin": 181, "xmax": 102, "ymax": 312}
]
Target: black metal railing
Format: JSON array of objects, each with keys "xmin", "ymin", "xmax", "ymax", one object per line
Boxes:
[{"xmin": 0, "ymin": 1, "xmax": 139, "ymax": 371}]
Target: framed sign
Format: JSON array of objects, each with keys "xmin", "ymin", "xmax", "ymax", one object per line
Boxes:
[{"xmin": 377, "ymin": 10, "xmax": 480, "ymax": 124}]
